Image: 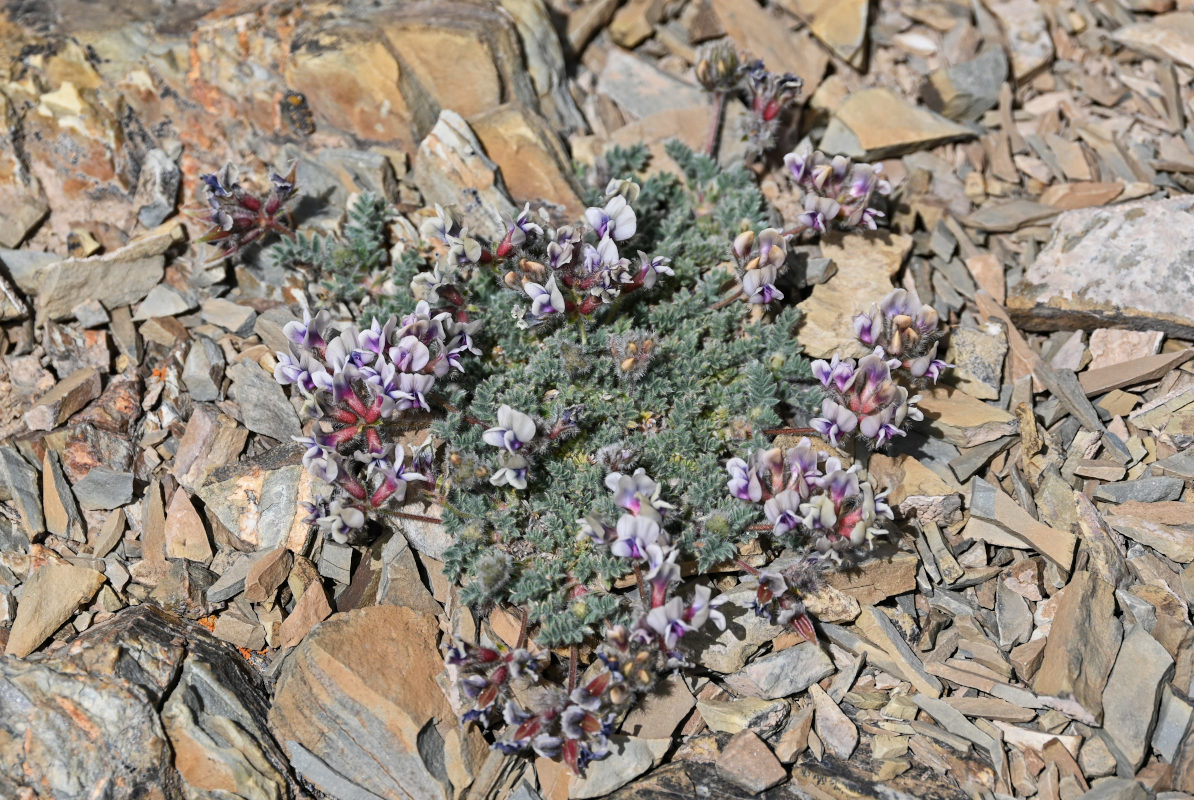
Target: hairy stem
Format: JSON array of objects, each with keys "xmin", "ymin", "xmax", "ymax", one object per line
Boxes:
[
  {"xmin": 705, "ymin": 91, "xmax": 726, "ymax": 159},
  {"xmin": 516, "ymin": 607, "xmax": 529, "ymax": 650},
  {"xmin": 568, "ymin": 644, "xmax": 579, "ymax": 694},
  {"xmin": 710, "ymin": 287, "xmax": 744, "ymax": 310},
  {"xmin": 632, "ymin": 562, "xmax": 647, "ymax": 607}
]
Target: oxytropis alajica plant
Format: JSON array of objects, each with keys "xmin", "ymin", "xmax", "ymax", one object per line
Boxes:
[{"xmin": 252, "ymin": 133, "xmax": 948, "ymax": 776}]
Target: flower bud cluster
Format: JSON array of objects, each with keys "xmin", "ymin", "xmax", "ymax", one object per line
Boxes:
[
  {"xmin": 694, "ymin": 41, "xmax": 741, "ymax": 93},
  {"xmin": 783, "ymin": 144, "xmax": 891, "ymax": 232},
  {"xmin": 607, "ymin": 330, "xmax": 656, "ymax": 382},
  {"xmin": 198, "ymin": 165, "xmax": 298, "ymax": 259},
  {"xmin": 726, "ymin": 437, "xmax": 893, "ymax": 560},
  {"xmin": 853, "ymin": 288, "xmax": 949, "ymax": 381},
  {"xmin": 739, "ymin": 60, "xmax": 803, "ymax": 157},
  {"xmin": 730, "ymin": 227, "xmax": 787, "ymax": 305},
  {"xmin": 275, "ymin": 305, "xmax": 479, "ymax": 542}
]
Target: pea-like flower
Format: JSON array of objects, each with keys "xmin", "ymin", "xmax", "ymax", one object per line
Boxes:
[
  {"xmin": 782, "ymin": 144, "xmax": 891, "ymax": 234},
  {"xmin": 611, "ymin": 514, "xmax": 662, "ymax": 561},
  {"xmin": 635, "ymin": 252, "xmax": 673, "ymax": 290},
  {"xmin": 605, "ymin": 468, "xmax": 673, "ymax": 523},
  {"xmin": 585, "ymin": 194, "xmax": 637, "ymax": 242},
  {"xmin": 742, "ymin": 263, "xmax": 783, "ymax": 304},
  {"xmin": 483, "ymin": 405, "xmax": 537, "ymax": 453},
  {"xmin": 490, "ymin": 453, "xmax": 530, "ymax": 491},
  {"xmin": 315, "ymin": 497, "xmax": 366, "ymax": 544},
  {"xmin": 525, "ymin": 276, "xmax": 566, "ymax": 319}
]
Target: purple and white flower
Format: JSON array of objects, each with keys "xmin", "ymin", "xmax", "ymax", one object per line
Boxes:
[{"xmin": 483, "ymin": 405, "xmax": 537, "ymax": 452}]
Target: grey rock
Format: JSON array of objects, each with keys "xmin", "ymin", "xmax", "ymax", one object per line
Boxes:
[
  {"xmin": 71, "ymin": 299, "xmax": 109, "ymax": 328},
  {"xmin": 317, "ymin": 540, "xmax": 355, "ymax": 584},
  {"xmin": 1153, "ymin": 686, "xmax": 1194, "ymax": 763},
  {"xmin": 697, "ymin": 696, "xmax": 790, "ymax": 738},
  {"xmin": 0, "ymin": 517, "xmax": 27, "ymax": 555},
  {"xmin": 596, "ymin": 49, "xmax": 705, "ymax": 121},
  {"xmin": 133, "ymin": 148, "xmax": 181, "ymax": 228},
  {"xmin": 149, "ymin": 561, "xmax": 218, "ymax": 619},
  {"xmin": 0, "ymin": 446, "xmax": 43, "ymax": 539},
  {"xmin": 571, "ymin": 736, "xmax": 669, "ymax": 799},
  {"xmin": 380, "ymin": 503, "xmax": 454, "ymax": 561},
  {"xmin": 413, "ymin": 110, "xmax": 517, "ymax": 241},
  {"xmin": 0, "ymin": 248, "xmax": 58, "ymax": 293},
  {"xmin": 1095, "ymin": 476, "xmax": 1184, "ymax": 504},
  {"xmin": 0, "ymin": 177, "xmax": 49, "ymax": 249},
  {"xmin": 201, "ymin": 297, "xmax": 257, "ymax": 336},
  {"xmin": 228, "ymin": 360, "xmax": 301, "ymax": 442},
  {"xmin": 133, "ymin": 283, "xmax": 196, "ymax": 320},
  {"xmin": 509, "ymin": 780, "xmax": 544, "ymax": 800},
  {"xmin": 921, "ymin": 46, "xmax": 1007, "ymax": 121},
  {"xmin": 317, "ymin": 147, "xmax": 400, "ymax": 202},
  {"xmin": 34, "ymin": 228, "xmax": 176, "ymax": 322},
  {"xmin": 499, "ymin": 0, "xmax": 587, "ymax": 133},
  {"xmin": 1077, "ymin": 779, "xmax": 1150, "ymax": 800},
  {"xmin": 207, "ymin": 552, "xmax": 255, "ymax": 603},
  {"xmin": 254, "ymin": 305, "xmax": 298, "ymax": 355},
  {"xmin": 270, "ymin": 605, "xmax": 487, "ymax": 800},
  {"xmin": 71, "ymin": 468, "xmax": 134, "ymax": 511},
  {"xmin": 621, "ymin": 674, "xmax": 696, "ymax": 740},
  {"xmin": 995, "ymin": 579, "xmax": 1033, "ymax": 648},
  {"xmin": 725, "ymin": 642, "xmax": 835, "ymax": 700},
  {"xmin": 1011, "ymin": 195, "xmax": 1194, "ymax": 338},
  {"xmin": 376, "ymin": 533, "xmax": 441, "ymax": 616},
  {"xmin": 1153, "ymin": 447, "xmax": 1194, "ymax": 479},
  {"xmin": 183, "ymin": 335, "xmax": 225, "ymax": 402},
  {"xmin": 0, "ymin": 605, "xmax": 303, "ymax": 800},
  {"xmin": 197, "ymin": 445, "xmax": 311, "ymax": 552},
  {"xmin": 687, "ymin": 586, "xmax": 785, "ymax": 673},
  {"xmin": 213, "ymin": 605, "xmax": 267, "ymax": 650},
  {"xmin": 946, "ymin": 324, "xmax": 1007, "ymax": 401},
  {"xmin": 1101, "ymin": 625, "xmax": 1174, "ymax": 770}
]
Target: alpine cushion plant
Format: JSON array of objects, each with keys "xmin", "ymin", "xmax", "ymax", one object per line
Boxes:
[{"xmin": 267, "ymin": 136, "xmax": 940, "ymax": 776}]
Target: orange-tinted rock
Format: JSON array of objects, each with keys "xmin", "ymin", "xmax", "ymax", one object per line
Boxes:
[{"xmin": 271, "ymin": 605, "xmax": 489, "ymax": 799}]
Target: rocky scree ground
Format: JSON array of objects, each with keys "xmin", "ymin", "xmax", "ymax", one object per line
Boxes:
[{"xmin": 1, "ymin": 0, "xmax": 1194, "ymax": 799}]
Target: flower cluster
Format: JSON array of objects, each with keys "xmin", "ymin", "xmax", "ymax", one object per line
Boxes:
[
  {"xmin": 807, "ymin": 287, "xmax": 950, "ymax": 450},
  {"xmin": 726, "ymin": 437, "xmax": 892, "ymax": 559},
  {"xmin": 579, "ymin": 470, "xmax": 726, "ymax": 652},
  {"xmin": 419, "ymin": 184, "xmax": 670, "ymax": 327},
  {"xmin": 742, "ymin": 560, "xmax": 820, "ymax": 644},
  {"xmin": 198, "ymin": 165, "xmax": 298, "ymax": 260},
  {"xmin": 448, "ymin": 629, "xmax": 667, "ymax": 776},
  {"xmin": 854, "ymin": 288, "xmax": 949, "ymax": 381},
  {"xmin": 484, "ymin": 405, "xmax": 537, "ymax": 490},
  {"xmin": 446, "ymin": 468, "xmax": 731, "ymax": 773},
  {"xmin": 784, "ymin": 144, "xmax": 891, "ymax": 232},
  {"xmin": 693, "ymin": 46, "xmax": 802, "ymax": 159},
  {"xmin": 739, "ymin": 60, "xmax": 803, "ymax": 157},
  {"xmin": 809, "ymin": 350, "xmax": 925, "ymax": 449},
  {"xmin": 275, "ymin": 305, "xmax": 480, "ymax": 542},
  {"xmin": 730, "ymin": 228, "xmax": 787, "ymax": 305}
]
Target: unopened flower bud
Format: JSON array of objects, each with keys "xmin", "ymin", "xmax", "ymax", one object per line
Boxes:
[{"xmin": 732, "ymin": 230, "xmax": 756, "ymax": 260}]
